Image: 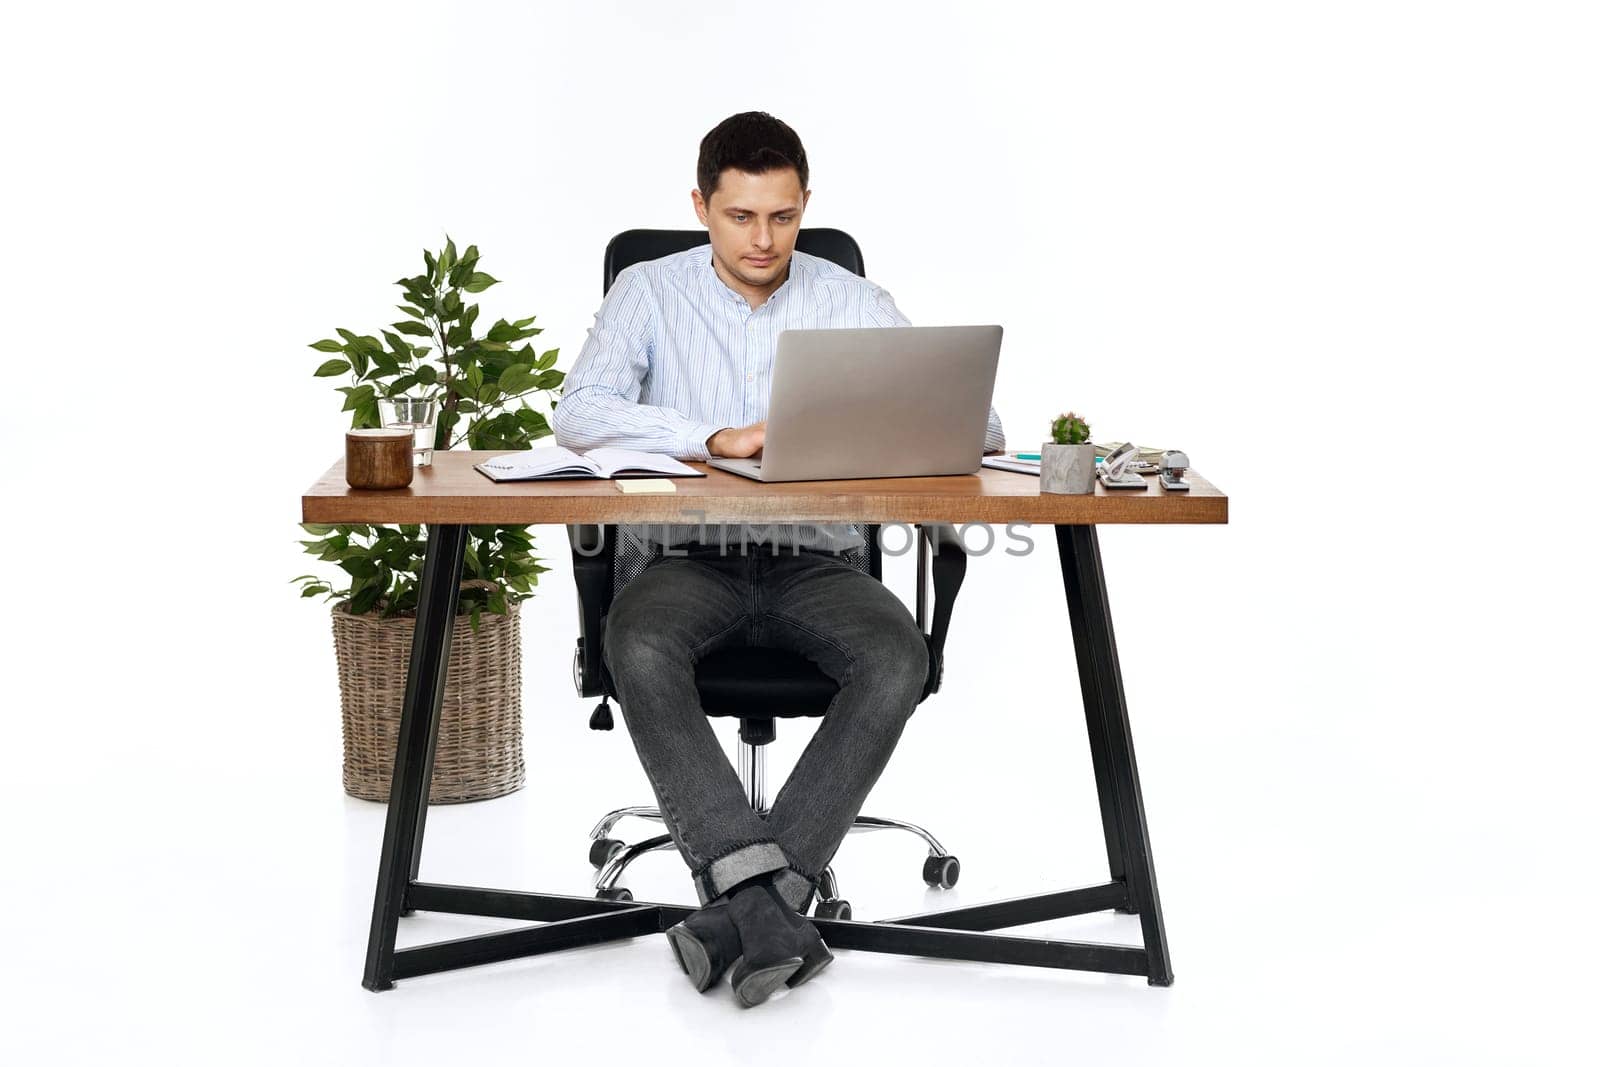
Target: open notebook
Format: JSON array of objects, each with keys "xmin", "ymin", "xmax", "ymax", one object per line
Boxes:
[{"xmin": 473, "ymin": 446, "xmax": 706, "ymax": 482}]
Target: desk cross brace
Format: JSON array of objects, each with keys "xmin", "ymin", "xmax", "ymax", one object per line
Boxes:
[{"xmin": 362, "ymin": 523, "xmax": 1173, "ymax": 991}]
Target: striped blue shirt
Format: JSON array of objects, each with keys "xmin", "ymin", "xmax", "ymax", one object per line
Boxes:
[{"xmin": 552, "ymin": 243, "xmax": 1005, "ymax": 551}]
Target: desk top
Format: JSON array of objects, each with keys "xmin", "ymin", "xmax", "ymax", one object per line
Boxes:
[{"xmin": 301, "ymin": 452, "xmax": 1228, "ymax": 526}]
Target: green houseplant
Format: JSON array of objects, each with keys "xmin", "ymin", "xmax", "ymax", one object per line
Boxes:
[
  {"xmin": 1041, "ymin": 410, "xmax": 1095, "ymax": 494},
  {"xmin": 294, "ymin": 237, "xmax": 562, "ymax": 630},
  {"xmin": 295, "ymin": 238, "xmax": 564, "ymax": 802}
]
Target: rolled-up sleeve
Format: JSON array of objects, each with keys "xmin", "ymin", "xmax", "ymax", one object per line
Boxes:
[{"xmin": 552, "ymin": 268, "xmax": 726, "ymax": 458}]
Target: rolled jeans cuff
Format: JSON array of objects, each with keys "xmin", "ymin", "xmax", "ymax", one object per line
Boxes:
[
  {"xmin": 692, "ymin": 840, "xmax": 789, "ymax": 905},
  {"xmin": 770, "ymin": 868, "xmax": 818, "ymax": 914}
]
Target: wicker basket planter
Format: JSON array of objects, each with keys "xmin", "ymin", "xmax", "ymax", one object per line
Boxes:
[{"xmin": 330, "ymin": 589, "xmax": 524, "ymax": 803}]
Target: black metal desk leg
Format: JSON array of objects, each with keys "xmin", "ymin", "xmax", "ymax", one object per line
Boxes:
[
  {"xmin": 1055, "ymin": 524, "xmax": 1174, "ymax": 986},
  {"xmin": 362, "ymin": 523, "xmax": 469, "ymax": 991},
  {"xmin": 1058, "ymin": 528, "xmax": 1132, "ymax": 898}
]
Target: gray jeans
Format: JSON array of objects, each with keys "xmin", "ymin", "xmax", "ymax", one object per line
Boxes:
[{"xmin": 601, "ymin": 541, "xmax": 930, "ymax": 913}]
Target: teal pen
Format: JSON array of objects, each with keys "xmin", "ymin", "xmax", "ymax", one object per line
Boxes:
[{"xmin": 1013, "ymin": 452, "xmax": 1041, "ymax": 460}]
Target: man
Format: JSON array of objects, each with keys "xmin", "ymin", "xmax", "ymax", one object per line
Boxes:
[{"xmin": 552, "ymin": 112, "xmax": 1004, "ymax": 1008}]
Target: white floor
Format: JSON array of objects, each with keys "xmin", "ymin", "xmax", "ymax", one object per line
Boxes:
[{"xmin": 7, "ymin": 521, "xmax": 1593, "ymax": 1065}]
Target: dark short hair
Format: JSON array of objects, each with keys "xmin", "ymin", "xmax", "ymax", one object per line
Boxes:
[{"xmin": 697, "ymin": 112, "xmax": 809, "ymax": 202}]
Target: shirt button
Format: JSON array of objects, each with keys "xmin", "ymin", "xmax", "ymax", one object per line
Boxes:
[{"xmin": 746, "ymin": 374, "xmax": 754, "ymax": 382}]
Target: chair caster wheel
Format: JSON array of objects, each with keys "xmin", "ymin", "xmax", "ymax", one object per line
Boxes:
[
  {"xmin": 923, "ymin": 854, "xmax": 960, "ymax": 889},
  {"xmin": 589, "ymin": 837, "xmax": 625, "ymax": 868},
  {"xmin": 596, "ymin": 887, "xmax": 633, "ymax": 902},
  {"xmin": 813, "ymin": 899, "xmax": 852, "ymax": 921}
]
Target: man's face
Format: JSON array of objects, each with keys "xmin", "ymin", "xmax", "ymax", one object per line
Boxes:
[{"xmin": 692, "ymin": 167, "xmax": 812, "ymax": 293}]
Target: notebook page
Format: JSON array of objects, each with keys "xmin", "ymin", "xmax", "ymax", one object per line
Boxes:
[
  {"xmin": 585, "ymin": 447, "xmax": 698, "ymax": 478},
  {"xmin": 478, "ymin": 446, "xmax": 596, "ymax": 477}
]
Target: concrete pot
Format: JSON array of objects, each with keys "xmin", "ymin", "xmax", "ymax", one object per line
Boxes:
[{"xmin": 1040, "ymin": 442, "xmax": 1096, "ymax": 494}]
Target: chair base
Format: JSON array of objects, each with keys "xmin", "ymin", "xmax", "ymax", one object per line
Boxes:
[
  {"xmin": 588, "ymin": 729, "xmax": 959, "ymax": 906},
  {"xmin": 589, "ymin": 805, "xmax": 959, "ymax": 910}
]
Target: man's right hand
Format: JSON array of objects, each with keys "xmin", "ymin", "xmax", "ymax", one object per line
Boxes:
[{"xmin": 708, "ymin": 421, "xmax": 766, "ymax": 458}]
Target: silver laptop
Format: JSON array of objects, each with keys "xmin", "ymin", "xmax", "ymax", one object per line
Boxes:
[{"xmin": 707, "ymin": 325, "xmax": 1002, "ymax": 482}]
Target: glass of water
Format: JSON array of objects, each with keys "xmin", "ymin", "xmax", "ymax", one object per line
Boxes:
[{"xmin": 378, "ymin": 396, "xmax": 439, "ymax": 467}]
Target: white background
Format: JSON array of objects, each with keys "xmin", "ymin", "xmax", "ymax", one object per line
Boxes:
[{"xmin": 3, "ymin": 1, "xmax": 1596, "ymax": 1063}]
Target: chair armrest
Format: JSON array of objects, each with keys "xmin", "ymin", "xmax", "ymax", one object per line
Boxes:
[
  {"xmin": 916, "ymin": 523, "xmax": 970, "ymax": 699},
  {"xmin": 567, "ymin": 524, "xmax": 613, "ymax": 698}
]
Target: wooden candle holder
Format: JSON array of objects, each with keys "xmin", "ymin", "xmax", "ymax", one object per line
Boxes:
[{"xmin": 345, "ymin": 429, "xmax": 414, "ymax": 490}]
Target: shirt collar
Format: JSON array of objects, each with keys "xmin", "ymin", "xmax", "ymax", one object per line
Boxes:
[{"xmin": 699, "ymin": 243, "xmax": 803, "ymax": 311}]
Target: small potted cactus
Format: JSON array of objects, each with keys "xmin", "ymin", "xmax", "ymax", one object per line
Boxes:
[{"xmin": 1041, "ymin": 412, "xmax": 1095, "ymax": 494}]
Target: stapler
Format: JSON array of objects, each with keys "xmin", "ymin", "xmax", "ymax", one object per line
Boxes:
[{"xmin": 1159, "ymin": 450, "xmax": 1191, "ymax": 492}]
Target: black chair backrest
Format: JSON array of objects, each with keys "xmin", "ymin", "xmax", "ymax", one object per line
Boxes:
[
  {"xmin": 604, "ymin": 227, "xmax": 865, "ymax": 294},
  {"xmin": 596, "ymin": 226, "xmax": 881, "ymax": 588}
]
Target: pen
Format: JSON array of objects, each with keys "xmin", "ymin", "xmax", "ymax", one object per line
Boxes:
[{"xmin": 1013, "ymin": 452, "xmax": 1041, "ymax": 461}]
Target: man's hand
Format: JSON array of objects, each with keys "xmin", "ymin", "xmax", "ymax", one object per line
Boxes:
[{"xmin": 708, "ymin": 421, "xmax": 765, "ymax": 458}]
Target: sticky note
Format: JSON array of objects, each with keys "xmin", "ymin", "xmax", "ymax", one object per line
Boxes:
[{"xmin": 617, "ymin": 479, "xmax": 678, "ymax": 494}]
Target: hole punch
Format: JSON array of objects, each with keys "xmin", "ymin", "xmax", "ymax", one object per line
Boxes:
[{"xmin": 1097, "ymin": 441, "xmax": 1147, "ymax": 489}]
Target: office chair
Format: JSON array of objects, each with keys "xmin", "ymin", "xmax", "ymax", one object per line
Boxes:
[{"xmin": 568, "ymin": 228, "xmax": 971, "ymax": 919}]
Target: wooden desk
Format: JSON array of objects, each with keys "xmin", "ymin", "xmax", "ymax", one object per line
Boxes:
[
  {"xmin": 302, "ymin": 452, "xmax": 1228, "ymax": 992},
  {"xmin": 303, "ymin": 451, "xmax": 1228, "ymax": 526}
]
